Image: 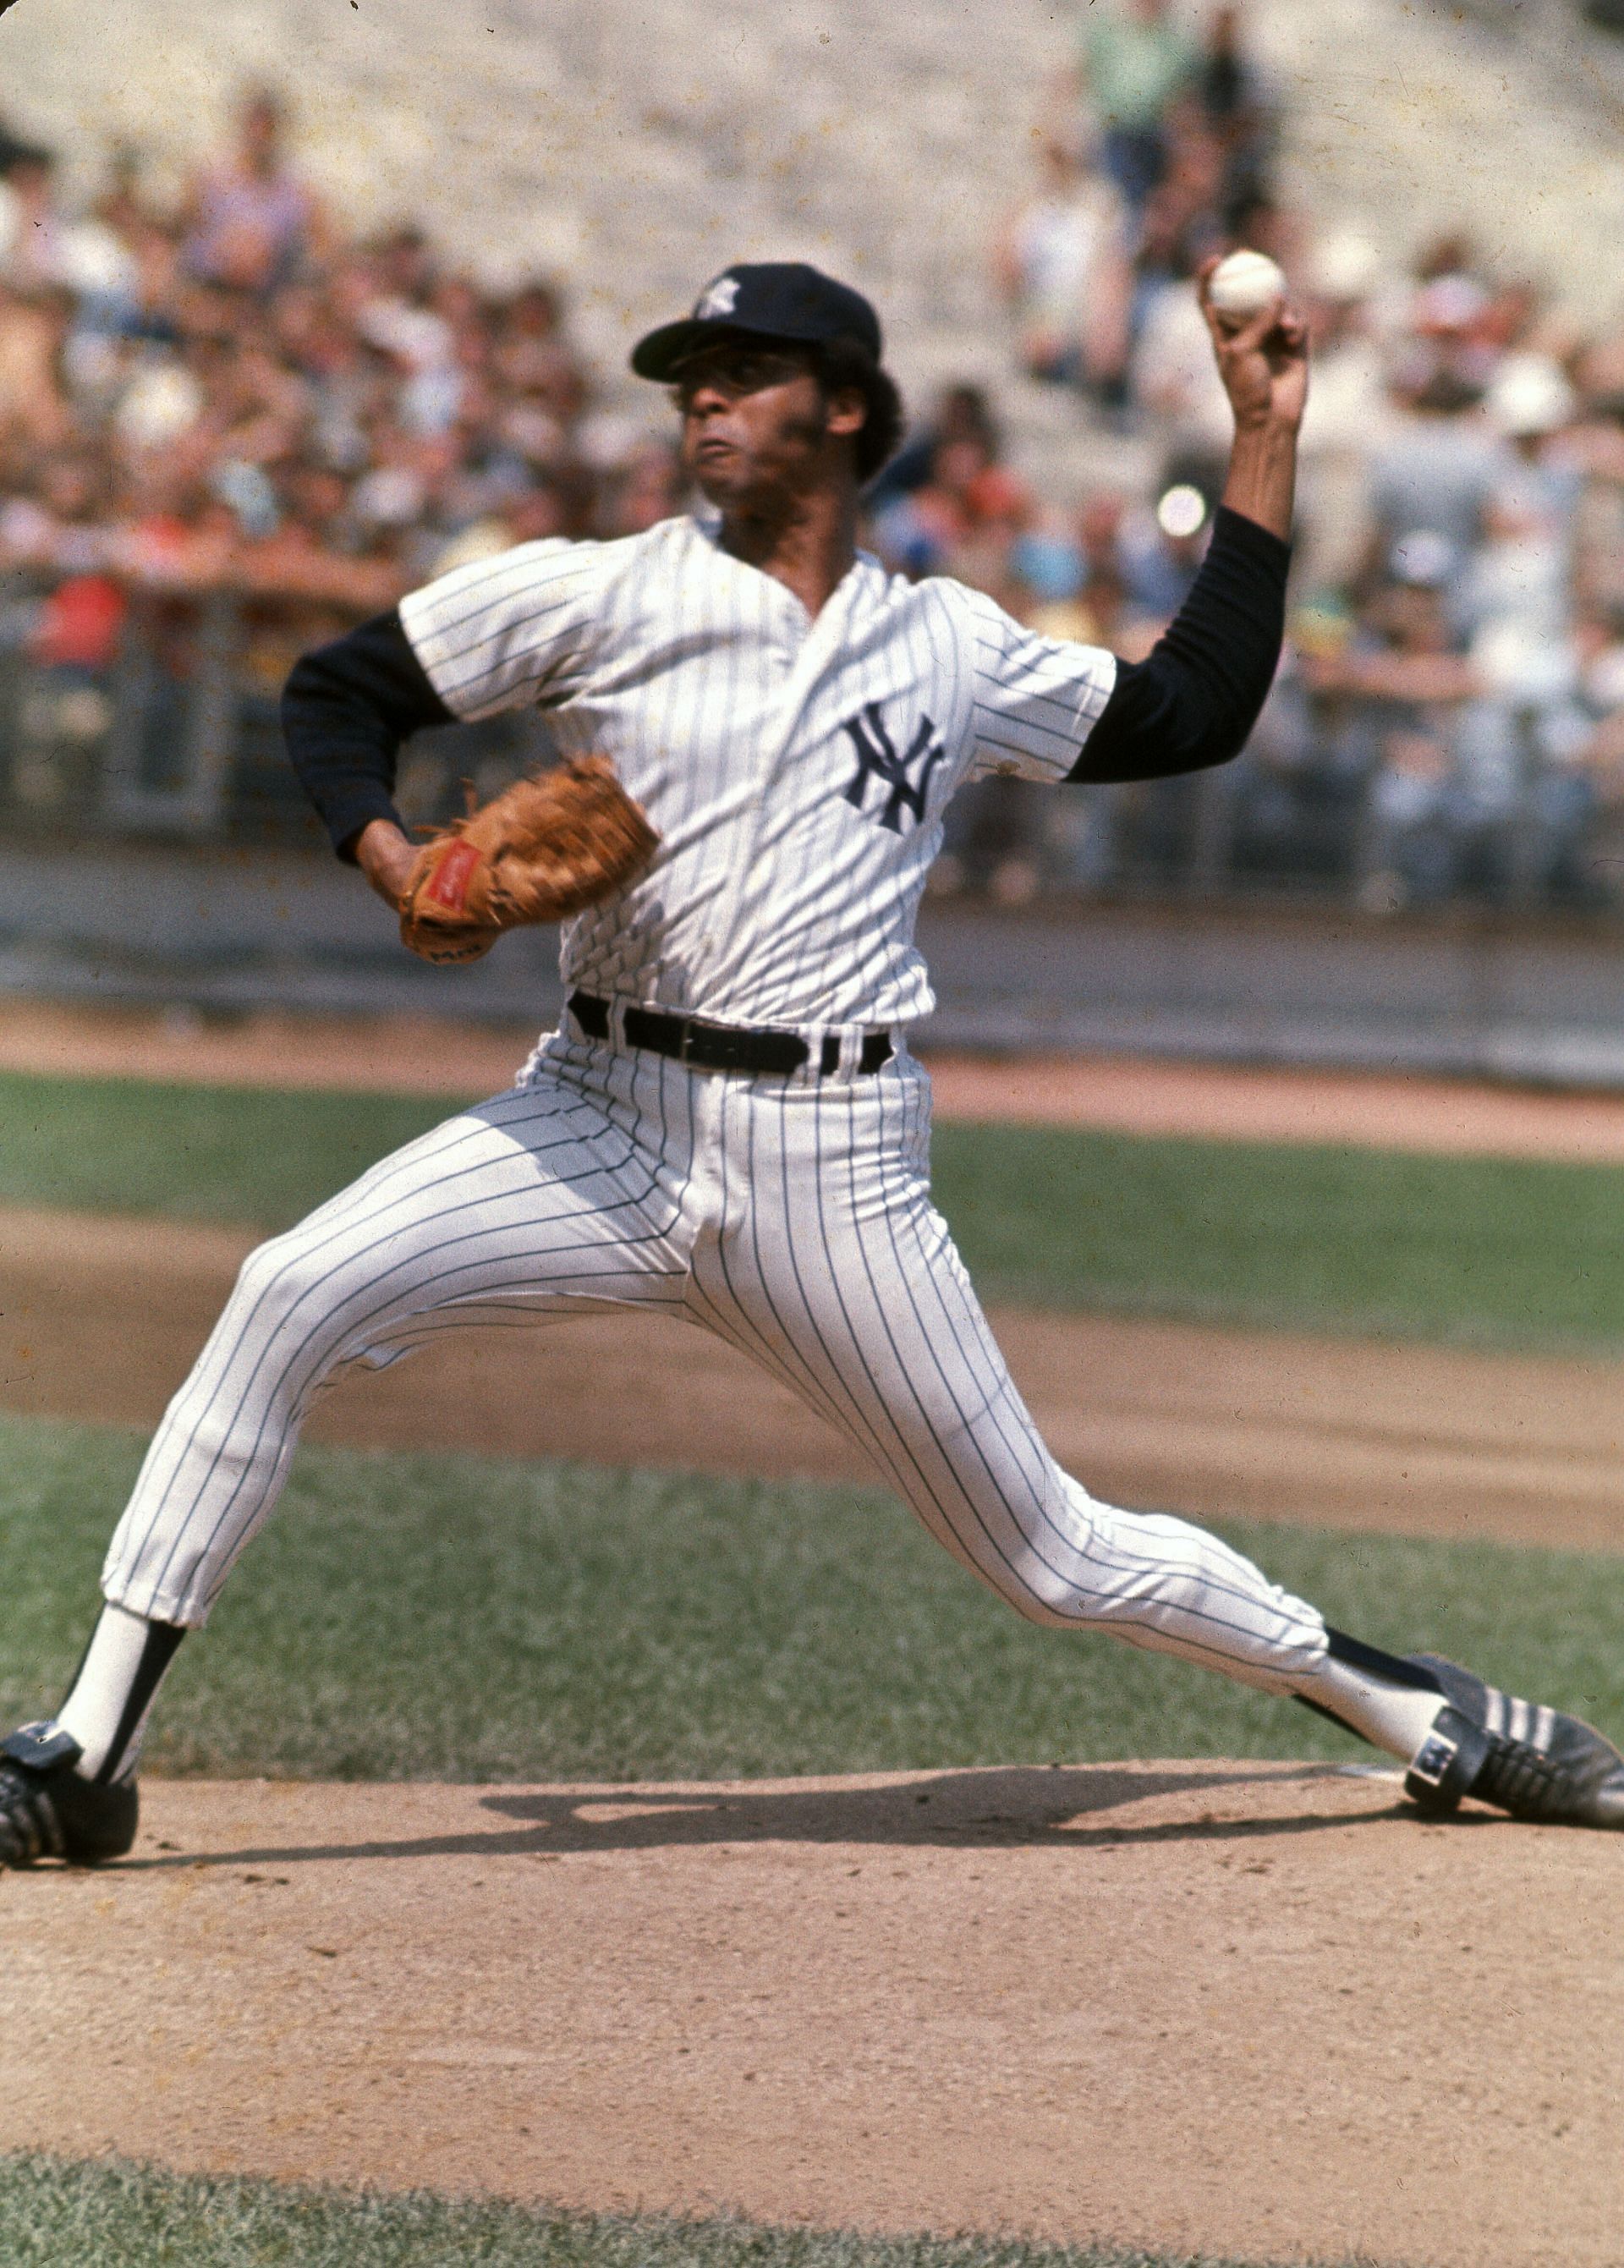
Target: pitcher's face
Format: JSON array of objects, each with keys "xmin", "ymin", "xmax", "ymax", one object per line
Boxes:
[{"xmin": 673, "ymin": 339, "xmax": 861, "ymax": 509}]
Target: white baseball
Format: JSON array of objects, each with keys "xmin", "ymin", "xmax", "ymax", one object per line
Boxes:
[{"xmin": 1207, "ymin": 249, "xmax": 1287, "ymax": 328}]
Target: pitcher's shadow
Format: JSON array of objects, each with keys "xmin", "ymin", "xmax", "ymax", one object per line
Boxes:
[{"xmin": 117, "ymin": 1760, "xmax": 1448, "ymax": 1872}]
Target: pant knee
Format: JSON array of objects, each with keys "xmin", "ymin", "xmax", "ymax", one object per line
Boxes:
[
  {"xmin": 985, "ymin": 1547, "xmax": 1090, "ymax": 1628},
  {"xmin": 200, "ymin": 1229, "xmax": 365, "ymax": 1415},
  {"xmin": 235, "ymin": 1223, "xmax": 324, "ymax": 1302},
  {"xmin": 231, "ymin": 1233, "xmax": 292, "ymax": 1315},
  {"xmin": 232, "ymin": 1226, "xmax": 367, "ymax": 1348}
]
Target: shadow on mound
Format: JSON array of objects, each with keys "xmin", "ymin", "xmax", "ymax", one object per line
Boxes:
[{"xmin": 117, "ymin": 1760, "xmax": 1451, "ymax": 1872}]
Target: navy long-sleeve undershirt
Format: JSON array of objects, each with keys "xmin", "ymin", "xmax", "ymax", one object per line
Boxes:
[
  {"xmin": 1065, "ymin": 505, "xmax": 1290, "ymax": 785},
  {"xmin": 282, "ymin": 610, "xmax": 453, "ymax": 861}
]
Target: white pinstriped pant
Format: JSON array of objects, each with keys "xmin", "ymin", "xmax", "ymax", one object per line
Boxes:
[{"xmin": 102, "ymin": 1032, "xmax": 1329, "ymax": 1694}]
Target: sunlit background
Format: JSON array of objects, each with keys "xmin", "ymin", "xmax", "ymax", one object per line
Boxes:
[{"xmin": 5, "ymin": 0, "xmax": 1624, "ymax": 1066}]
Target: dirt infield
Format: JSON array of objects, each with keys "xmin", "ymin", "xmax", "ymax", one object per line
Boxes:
[
  {"xmin": 3, "ymin": 1766, "xmax": 1620, "ymax": 2268},
  {"xmin": 14, "ymin": 994, "xmax": 1624, "ymax": 1158},
  {"xmin": 8, "ymin": 1200, "xmax": 1624, "ymax": 1552}
]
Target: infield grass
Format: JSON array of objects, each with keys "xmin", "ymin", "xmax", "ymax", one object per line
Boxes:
[
  {"xmin": 0, "ymin": 2154, "xmax": 1405, "ymax": 2268},
  {"xmin": 2, "ymin": 1410, "xmax": 1618, "ymax": 1782},
  {"xmin": 5, "ymin": 1066, "xmax": 1624, "ymax": 1348}
]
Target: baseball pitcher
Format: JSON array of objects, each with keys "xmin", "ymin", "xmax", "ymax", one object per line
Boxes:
[{"xmin": 4, "ymin": 259, "xmax": 1620, "ymax": 1866}]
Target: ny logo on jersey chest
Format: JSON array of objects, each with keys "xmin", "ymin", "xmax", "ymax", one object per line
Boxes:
[{"xmin": 840, "ymin": 702, "xmax": 947, "ymax": 833}]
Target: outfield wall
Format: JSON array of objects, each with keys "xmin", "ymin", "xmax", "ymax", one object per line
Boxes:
[{"xmin": 11, "ymin": 836, "xmax": 1624, "ymax": 1085}]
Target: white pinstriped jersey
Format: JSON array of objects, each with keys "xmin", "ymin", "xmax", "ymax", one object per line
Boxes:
[{"xmin": 398, "ymin": 513, "xmax": 1116, "ymax": 1028}]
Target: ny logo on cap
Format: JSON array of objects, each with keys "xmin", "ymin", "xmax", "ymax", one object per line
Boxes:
[{"xmin": 694, "ymin": 275, "xmax": 741, "ymax": 320}]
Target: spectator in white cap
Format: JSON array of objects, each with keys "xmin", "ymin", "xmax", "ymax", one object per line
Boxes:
[
  {"xmin": 1296, "ymin": 229, "xmax": 1391, "ymax": 591},
  {"xmin": 1365, "ymin": 363, "xmax": 1507, "ymax": 608},
  {"xmin": 994, "ymin": 135, "xmax": 1131, "ymax": 398},
  {"xmin": 1465, "ymin": 354, "xmax": 1580, "ymax": 651},
  {"xmin": 1486, "ymin": 353, "xmax": 1576, "ymax": 459}
]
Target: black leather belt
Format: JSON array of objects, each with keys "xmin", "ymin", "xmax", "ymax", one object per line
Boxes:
[{"xmin": 568, "ymin": 991, "xmax": 892, "ymax": 1079}]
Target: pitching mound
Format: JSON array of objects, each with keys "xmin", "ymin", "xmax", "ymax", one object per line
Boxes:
[{"xmin": 3, "ymin": 1765, "xmax": 1618, "ymax": 2268}]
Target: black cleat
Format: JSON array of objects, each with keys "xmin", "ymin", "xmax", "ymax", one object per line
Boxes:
[
  {"xmin": 1402, "ymin": 1656, "xmax": 1624, "ymax": 1829},
  {"xmin": 0, "ymin": 1723, "xmax": 138, "ymax": 1868}
]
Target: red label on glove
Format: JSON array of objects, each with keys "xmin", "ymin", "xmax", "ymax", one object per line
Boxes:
[{"xmin": 425, "ymin": 839, "xmax": 480, "ymax": 912}]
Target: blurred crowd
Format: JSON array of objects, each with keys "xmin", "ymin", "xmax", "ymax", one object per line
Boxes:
[
  {"xmin": 8, "ymin": 19, "xmax": 1624, "ymax": 906},
  {"xmin": 0, "ymin": 88, "xmax": 678, "ymax": 822},
  {"xmin": 890, "ymin": 0, "xmax": 1624, "ymax": 909}
]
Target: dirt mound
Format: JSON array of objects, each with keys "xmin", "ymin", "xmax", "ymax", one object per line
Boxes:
[{"xmin": 3, "ymin": 1766, "xmax": 1617, "ymax": 2268}]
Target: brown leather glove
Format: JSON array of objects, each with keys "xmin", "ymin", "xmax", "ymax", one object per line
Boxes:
[{"xmin": 398, "ymin": 755, "xmax": 659, "ymax": 966}]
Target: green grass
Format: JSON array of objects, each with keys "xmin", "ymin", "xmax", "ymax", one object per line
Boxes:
[
  {"xmin": 0, "ymin": 2155, "xmax": 1395, "ymax": 2268},
  {"xmin": 3, "ymin": 1411, "xmax": 1619, "ymax": 1782},
  {"xmin": 930, "ymin": 1120, "xmax": 1624, "ymax": 1348},
  {"xmin": 0, "ymin": 1071, "xmax": 444, "ymax": 1231},
  {"xmin": 6, "ymin": 1066, "xmax": 1624, "ymax": 1347}
]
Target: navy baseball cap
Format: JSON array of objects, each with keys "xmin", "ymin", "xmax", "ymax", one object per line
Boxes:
[{"xmin": 630, "ymin": 261, "xmax": 883, "ymax": 381}]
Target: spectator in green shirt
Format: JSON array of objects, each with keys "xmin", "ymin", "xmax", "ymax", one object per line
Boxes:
[{"xmin": 1077, "ymin": 0, "xmax": 1199, "ymax": 212}]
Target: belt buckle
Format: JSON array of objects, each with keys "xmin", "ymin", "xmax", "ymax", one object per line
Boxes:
[{"xmin": 678, "ymin": 1014, "xmax": 724, "ymax": 1068}]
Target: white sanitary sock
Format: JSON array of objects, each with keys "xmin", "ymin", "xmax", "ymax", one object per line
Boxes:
[
  {"xmin": 55, "ymin": 1602, "xmax": 185, "ymax": 1782},
  {"xmin": 1300, "ymin": 1652, "xmax": 1446, "ymax": 1764}
]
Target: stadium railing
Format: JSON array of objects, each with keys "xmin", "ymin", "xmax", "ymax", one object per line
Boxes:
[{"xmin": 0, "ymin": 563, "xmax": 1615, "ymax": 920}]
